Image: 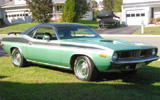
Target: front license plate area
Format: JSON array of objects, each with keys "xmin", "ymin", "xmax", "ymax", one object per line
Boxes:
[{"xmin": 135, "ymin": 63, "xmax": 146, "ymax": 69}]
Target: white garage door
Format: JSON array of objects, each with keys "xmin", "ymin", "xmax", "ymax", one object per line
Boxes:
[
  {"xmin": 126, "ymin": 10, "xmax": 146, "ymax": 25},
  {"xmin": 5, "ymin": 12, "xmax": 32, "ymax": 24}
]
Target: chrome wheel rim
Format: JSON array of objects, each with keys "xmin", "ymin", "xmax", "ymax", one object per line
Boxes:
[
  {"xmin": 76, "ymin": 59, "xmax": 89, "ymax": 79},
  {"xmin": 12, "ymin": 50, "xmax": 21, "ymax": 66}
]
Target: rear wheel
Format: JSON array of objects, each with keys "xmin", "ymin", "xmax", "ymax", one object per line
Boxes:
[
  {"xmin": 74, "ymin": 56, "xmax": 98, "ymax": 81},
  {"xmin": 12, "ymin": 48, "xmax": 28, "ymax": 67},
  {"xmin": 98, "ymin": 21, "xmax": 105, "ymax": 29},
  {"xmin": 115, "ymin": 22, "xmax": 120, "ymax": 27}
]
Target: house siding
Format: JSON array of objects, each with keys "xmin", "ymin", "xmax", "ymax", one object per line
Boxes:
[
  {"xmin": 123, "ymin": 0, "xmax": 160, "ymax": 4},
  {"xmin": 122, "ymin": 0, "xmax": 160, "ymax": 25}
]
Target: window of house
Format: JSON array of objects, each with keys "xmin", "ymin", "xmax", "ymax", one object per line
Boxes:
[
  {"xmin": 26, "ymin": 14, "xmax": 28, "ymax": 16},
  {"xmin": 131, "ymin": 14, "xmax": 135, "ymax": 17},
  {"xmin": 126, "ymin": 14, "xmax": 130, "ymax": 17},
  {"xmin": 20, "ymin": 14, "xmax": 22, "ymax": 16},
  {"xmin": 57, "ymin": 6, "xmax": 59, "ymax": 11},
  {"xmin": 17, "ymin": 14, "xmax": 19, "ymax": 17},
  {"xmin": 6, "ymin": 15, "xmax": 8, "ymax": 18},
  {"xmin": 136, "ymin": 14, "xmax": 140, "ymax": 17},
  {"xmin": 141, "ymin": 13, "xmax": 145, "ymax": 17}
]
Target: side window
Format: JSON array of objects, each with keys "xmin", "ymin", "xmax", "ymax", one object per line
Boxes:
[
  {"xmin": 27, "ymin": 28, "xmax": 37, "ymax": 37},
  {"xmin": 33, "ymin": 27, "xmax": 57, "ymax": 40}
]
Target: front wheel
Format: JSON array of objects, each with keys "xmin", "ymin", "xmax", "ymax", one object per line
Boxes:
[
  {"xmin": 74, "ymin": 56, "xmax": 98, "ymax": 81},
  {"xmin": 12, "ymin": 48, "xmax": 28, "ymax": 67}
]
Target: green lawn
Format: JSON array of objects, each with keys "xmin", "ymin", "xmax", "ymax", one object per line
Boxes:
[
  {"xmin": 0, "ymin": 56, "xmax": 160, "ymax": 100},
  {"xmin": 133, "ymin": 26, "xmax": 160, "ymax": 35},
  {"xmin": 0, "ymin": 20, "xmax": 98, "ymax": 34}
]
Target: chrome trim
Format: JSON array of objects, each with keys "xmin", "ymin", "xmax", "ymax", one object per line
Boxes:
[
  {"xmin": 112, "ymin": 56, "xmax": 159, "ymax": 64},
  {"xmin": 27, "ymin": 59, "xmax": 71, "ymax": 70}
]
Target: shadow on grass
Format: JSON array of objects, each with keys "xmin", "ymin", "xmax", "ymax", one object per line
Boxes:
[
  {"xmin": 0, "ymin": 48, "xmax": 9, "ymax": 57},
  {"xmin": 38, "ymin": 65, "xmax": 160, "ymax": 85},
  {"xmin": 0, "ymin": 75, "xmax": 8, "ymax": 79},
  {"xmin": 0, "ymin": 74, "xmax": 159, "ymax": 100},
  {"xmin": 0, "ymin": 65, "xmax": 160, "ymax": 99}
]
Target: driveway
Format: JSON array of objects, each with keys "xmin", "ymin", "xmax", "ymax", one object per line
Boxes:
[{"xmin": 94, "ymin": 25, "xmax": 140, "ymax": 34}]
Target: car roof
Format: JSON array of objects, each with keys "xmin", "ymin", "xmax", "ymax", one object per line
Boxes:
[
  {"xmin": 36, "ymin": 23, "xmax": 88, "ymax": 27},
  {"xmin": 21, "ymin": 23, "xmax": 88, "ymax": 35}
]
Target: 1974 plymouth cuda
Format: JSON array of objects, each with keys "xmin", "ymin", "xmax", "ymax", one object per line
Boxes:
[{"xmin": 1, "ymin": 24, "xmax": 159, "ymax": 81}]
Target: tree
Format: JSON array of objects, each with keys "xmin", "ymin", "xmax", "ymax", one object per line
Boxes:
[
  {"xmin": 103, "ymin": 0, "xmax": 114, "ymax": 11},
  {"xmin": 113, "ymin": 0, "xmax": 122, "ymax": 12},
  {"xmin": 62, "ymin": 0, "xmax": 89, "ymax": 22},
  {"xmin": 26, "ymin": 0, "xmax": 53, "ymax": 23},
  {"xmin": 103, "ymin": 0, "xmax": 122, "ymax": 12},
  {"xmin": 92, "ymin": 0, "xmax": 98, "ymax": 8}
]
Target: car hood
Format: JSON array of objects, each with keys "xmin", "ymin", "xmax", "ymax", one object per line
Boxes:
[{"xmin": 61, "ymin": 38, "xmax": 156, "ymax": 51}]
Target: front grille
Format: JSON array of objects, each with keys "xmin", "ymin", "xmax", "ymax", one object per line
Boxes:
[{"xmin": 117, "ymin": 49, "xmax": 157, "ymax": 61}]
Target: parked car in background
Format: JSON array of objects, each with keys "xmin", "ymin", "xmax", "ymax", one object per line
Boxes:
[
  {"xmin": 97, "ymin": 11, "xmax": 120, "ymax": 29},
  {"xmin": 1, "ymin": 24, "xmax": 159, "ymax": 81}
]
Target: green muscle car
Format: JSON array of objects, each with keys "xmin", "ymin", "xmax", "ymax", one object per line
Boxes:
[{"xmin": 1, "ymin": 24, "xmax": 159, "ymax": 81}]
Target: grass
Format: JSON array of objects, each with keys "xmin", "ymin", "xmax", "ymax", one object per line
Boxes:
[
  {"xmin": 0, "ymin": 56, "xmax": 160, "ymax": 100},
  {"xmin": 133, "ymin": 26, "xmax": 160, "ymax": 35},
  {"xmin": 0, "ymin": 20, "xmax": 98, "ymax": 34}
]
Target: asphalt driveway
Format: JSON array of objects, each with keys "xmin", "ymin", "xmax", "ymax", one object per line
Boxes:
[{"xmin": 94, "ymin": 25, "xmax": 140, "ymax": 34}]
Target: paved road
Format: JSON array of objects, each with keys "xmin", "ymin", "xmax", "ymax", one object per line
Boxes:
[
  {"xmin": 94, "ymin": 25, "xmax": 140, "ymax": 34},
  {"xmin": 101, "ymin": 35, "xmax": 160, "ymax": 54}
]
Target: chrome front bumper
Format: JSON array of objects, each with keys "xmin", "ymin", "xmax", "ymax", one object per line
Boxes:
[
  {"xmin": 109, "ymin": 56, "xmax": 159, "ymax": 71},
  {"xmin": 111, "ymin": 56, "xmax": 159, "ymax": 65}
]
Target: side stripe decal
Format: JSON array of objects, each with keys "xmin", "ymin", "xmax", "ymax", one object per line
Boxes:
[{"xmin": 2, "ymin": 37, "xmax": 105, "ymax": 50}]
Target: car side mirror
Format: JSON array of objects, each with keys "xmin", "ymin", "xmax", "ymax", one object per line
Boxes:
[{"xmin": 43, "ymin": 35, "xmax": 50, "ymax": 41}]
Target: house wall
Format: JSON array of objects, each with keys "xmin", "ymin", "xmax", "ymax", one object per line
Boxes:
[
  {"xmin": 0, "ymin": 0, "xmax": 5, "ymax": 18},
  {"xmin": 122, "ymin": 0, "xmax": 160, "ymax": 25},
  {"xmin": 3, "ymin": 7, "xmax": 32, "ymax": 24},
  {"xmin": 123, "ymin": 0, "xmax": 160, "ymax": 4},
  {"xmin": 81, "ymin": 0, "xmax": 93, "ymax": 20},
  {"xmin": 52, "ymin": 0, "xmax": 93, "ymax": 21},
  {"xmin": 14, "ymin": 0, "xmax": 26, "ymax": 5}
]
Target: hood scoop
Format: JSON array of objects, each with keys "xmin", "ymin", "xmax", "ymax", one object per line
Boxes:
[{"xmin": 100, "ymin": 40, "xmax": 113, "ymax": 43}]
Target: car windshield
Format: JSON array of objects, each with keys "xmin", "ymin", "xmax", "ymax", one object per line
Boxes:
[{"xmin": 56, "ymin": 27, "xmax": 101, "ymax": 39}]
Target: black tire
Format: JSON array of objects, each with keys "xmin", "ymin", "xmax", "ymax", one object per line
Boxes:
[
  {"xmin": 117, "ymin": 22, "xmax": 120, "ymax": 27},
  {"xmin": 11, "ymin": 48, "xmax": 28, "ymax": 67},
  {"xmin": 74, "ymin": 56, "xmax": 98, "ymax": 81},
  {"xmin": 98, "ymin": 21, "xmax": 105, "ymax": 29},
  {"xmin": 115, "ymin": 22, "xmax": 120, "ymax": 27}
]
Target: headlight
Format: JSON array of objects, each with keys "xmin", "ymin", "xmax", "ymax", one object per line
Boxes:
[
  {"xmin": 112, "ymin": 52, "xmax": 118, "ymax": 61},
  {"xmin": 152, "ymin": 49, "xmax": 156, "ymax": 56}
]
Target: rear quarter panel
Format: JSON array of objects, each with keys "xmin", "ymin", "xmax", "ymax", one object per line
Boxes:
[{"xmin": 1, "ymin": 36, "xmax": 28, "ymax": 57}]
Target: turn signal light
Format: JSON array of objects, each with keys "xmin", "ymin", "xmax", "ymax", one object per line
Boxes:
[
  {"xmin": 1, "ymin": 44, "xmax": 4, "ymax": 46},
  {"xmin": 99, "ymin": 54, "xmax": 106, "ymax": 58}
]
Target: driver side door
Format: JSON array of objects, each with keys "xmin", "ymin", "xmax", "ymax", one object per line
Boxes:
[{"xmin": 26, "ymin": 26, "xmax": 61, "ymax": 65}]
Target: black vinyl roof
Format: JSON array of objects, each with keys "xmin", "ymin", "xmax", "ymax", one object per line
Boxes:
[
  {"xmin": 96, "ymin": 11, "xmax": 119, "ymax": 18},
  {"xmin": 20, "ymin": 23, "xmax": 88, "ymax": 35}
]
